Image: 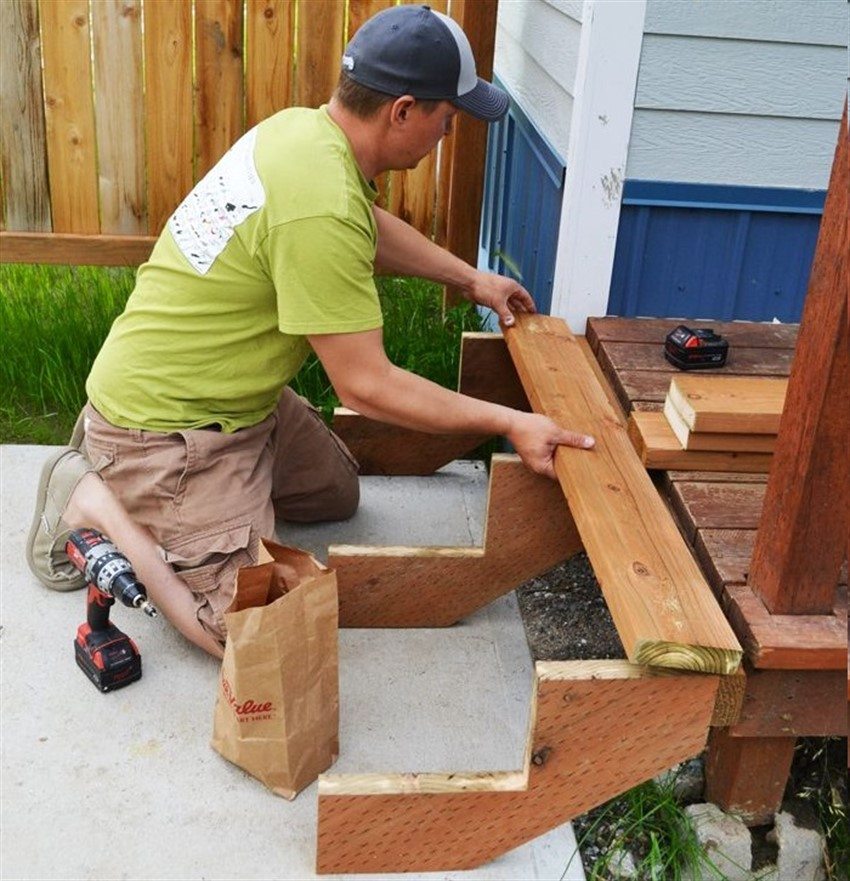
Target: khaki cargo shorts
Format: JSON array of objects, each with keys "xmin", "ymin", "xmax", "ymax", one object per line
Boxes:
[{"xmin": 82, "ymin": 389, "xmax": 359, "ymax": 644}]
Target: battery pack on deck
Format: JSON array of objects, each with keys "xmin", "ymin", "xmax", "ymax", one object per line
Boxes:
[{"xmin": 664, "ymin": 325, "xmax": 729, "ymax": 370}]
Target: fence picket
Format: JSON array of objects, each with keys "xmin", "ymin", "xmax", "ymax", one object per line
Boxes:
[
  {"xmin": 0, "ymin": 0, "xmax": 492, "ymax": 264},
  {"xmin": 144, "ymin": 0, "xmax": 194, "ymax": 235},
  {"xmin": 39, "ymin": 0, "xmax": 99, "ymax": 234},
  {"xmin": 295, "ymin": 0, "xmax": 345, "ymax": 109},
  {"xmin": 0, "ymin": 0, "xmax": 51, "ymax": 231},
  {"xmin": 196, "ymin": 0, "xmax": 245, "ymax": 177},
  {"xmin": 246, "ymin": 0, "xmax": 294, "ymax": 128},
  {"xmin": 92, "ymin": 0, "xmax": 146, "ymax": 235}
]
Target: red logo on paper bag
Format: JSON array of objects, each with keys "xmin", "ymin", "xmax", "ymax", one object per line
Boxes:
[{"xmin": 221, "ymin": 675, "xmax": 274, "ymax": 722}]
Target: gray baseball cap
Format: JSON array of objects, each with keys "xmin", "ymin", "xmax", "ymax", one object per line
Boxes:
[{"xmin": 342, "ymin": 4, "xmax": 509, "ymax": 122}]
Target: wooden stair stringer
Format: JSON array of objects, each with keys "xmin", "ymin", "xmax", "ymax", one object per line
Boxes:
[
  {"xmin": 316, "ymin": 660, "xmax": 719, "ymax": 874},
  {"xmin": 331, "ymin": 453, "xmax": 583, "ymax": 627}
]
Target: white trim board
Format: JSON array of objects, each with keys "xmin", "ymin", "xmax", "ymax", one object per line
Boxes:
[{"xmin": 550, "ymin": 0, "xmax": 646, "ymax": 333}]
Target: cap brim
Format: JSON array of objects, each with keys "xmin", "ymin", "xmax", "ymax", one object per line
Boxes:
[{"xmin": 452, "ymin": 78, "xmax": 509, "ymax": 122}]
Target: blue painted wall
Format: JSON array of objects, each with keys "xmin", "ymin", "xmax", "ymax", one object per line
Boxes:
[
  {"xmin": 479, "ymin": 84, "xmax": 566, "ymax": 315},
  {"xmin": 608, "ymin": 182, "xmax": 825, "ymax": 322}
]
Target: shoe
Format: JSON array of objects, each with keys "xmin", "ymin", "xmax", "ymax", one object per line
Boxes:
[{"xmin": 26, "ymin": 447, "xmax": 96, "ymax": 591}]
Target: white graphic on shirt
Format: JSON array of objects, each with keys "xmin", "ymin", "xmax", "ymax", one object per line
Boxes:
[{"xmin": 168, "ymin": 128, "xmax": 265, "ymax": 275}]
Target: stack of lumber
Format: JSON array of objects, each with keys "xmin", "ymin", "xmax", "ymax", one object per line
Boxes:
[{"xmin": 628, "ymin": 376, "xmax": 787, "ymax": 472}]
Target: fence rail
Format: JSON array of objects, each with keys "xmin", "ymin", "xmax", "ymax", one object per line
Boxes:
[{"xmin": 0, "ymin": 0, "xmax": 496, "ymax": 267}]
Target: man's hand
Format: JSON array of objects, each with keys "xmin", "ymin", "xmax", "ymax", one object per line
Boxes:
[
  {"xmin": 506, "ymin": 411, "xmax": 595, "ymax": 480},
  {"xmin": 466, "ymin": 270, "xmax": 536, "ymax": 327}
]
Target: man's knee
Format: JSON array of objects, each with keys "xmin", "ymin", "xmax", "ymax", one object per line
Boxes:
[{"xmin": 275, "ymin": 471, "xmax": 360, "ymax": 523}]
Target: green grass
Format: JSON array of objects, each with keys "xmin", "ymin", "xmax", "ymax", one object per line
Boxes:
[
  {"xmin": 567, "ymin": 772, "xmax": 730, "ymax": 881},
  {"xmin": 0, "ymin": 264, "xmax": 482, "ymax": 444}
]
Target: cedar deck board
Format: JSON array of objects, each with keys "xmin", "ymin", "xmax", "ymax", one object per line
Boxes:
[
  {"xmin": 668, "ymin": 376, "xmax": 788, "ymax": 435},
  {"xmin": 604, "ymin": 341, "xmax": 795, "ymax": 376},
  {"xmin": 316, "ymin": 661, "xmax": 717, "ymax": 874},
  {"xmin": 504, "ymin": 315, "xmax": 741, "ymax": 675},
  {"xmin": 627, "ymin": 412, "xmax": 773, "ymax": 473},
  {"xmin": 587, "ymin": 317, "xmax": 799, "ymax": 353},
  {"xmin": 668, "ymin": 482, "xmax": 766, "ymax": 543}
]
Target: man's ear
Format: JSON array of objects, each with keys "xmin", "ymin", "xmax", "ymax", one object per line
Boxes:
[{"xmin": 389, "ymin": 95, "xmax": 416, "ymax": 125}]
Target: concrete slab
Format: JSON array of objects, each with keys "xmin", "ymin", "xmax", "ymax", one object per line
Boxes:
[{"xmin": 0, "ymin": 445, "xmax": 583, "ymax": 881}]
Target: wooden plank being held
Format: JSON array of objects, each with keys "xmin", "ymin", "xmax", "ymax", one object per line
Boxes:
[{"xmin": 505, "ymin": 315, "xmax": 742, "ymax": 675}]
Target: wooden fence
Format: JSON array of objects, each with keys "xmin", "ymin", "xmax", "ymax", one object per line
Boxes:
[{"xmin": 0, "ymin": 0, "xmax": 496, "ymax": 268}]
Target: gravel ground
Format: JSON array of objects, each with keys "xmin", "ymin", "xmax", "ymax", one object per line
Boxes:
[{"xmin": 516, "ymin": 551, "xmax": 624, "ymax": 662}]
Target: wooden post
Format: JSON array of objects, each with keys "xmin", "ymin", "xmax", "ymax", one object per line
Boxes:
[
  {"xmin": 444, "ymin": 0, "xmax": 498, "ymax": 306},
  {"xmin": 705, "ymin": 728, "xmax": 796, "ymax": 826},
  {"xmin": 747, "ymin": 107, "xmax": 850, "ymax": 615}
]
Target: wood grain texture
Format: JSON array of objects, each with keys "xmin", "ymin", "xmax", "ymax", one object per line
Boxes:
[
  {"xmin": 195, "ymin": 0, "xmax": 245, "ymax": 177},
  {"xmin": 0, "ymin": 231, "xmax": 155, "ymax": 265},
  {"xmin": 0, "ymin": 0, "xmax": 51, "ymax": 231},
  {"xmin": 663, "ymin": 399, "xmax": 777, "ymax": 453},
  {"xmin": 91, "ymin": 0, "xmax": 146, "ymax": 235},
  {"xmin": 39, "ymin": 0, "xmax": 99, "ymax": 233},
  {"xmin": 144, "ymin": 0, "xmax": 193, "ymax": 235},
  {"xmin": 705, "ymin": 728, "xmax": 796, "ymax": 826},
  {"xmin": 505, "ymin": 315, "xmax": 742, "ymax": 675},
  {"xmin": 317, "ymin": 661, "xmax": 717, "ymax": 873},
  {"xmin": 668, "ymin": 481, "xmax": 766, "ymax": 543},
  {"xmin": 748, "ymin": 106, "xmax": 850, "ymax": 615},
  {"xmin": 668, "ymin": 376, "xmax": 787, "ymax": 434},
  {"xmin": 711, "ymin": 668, "xmax": 746, "ymax": 728},
  {"xmin": 457, "ymin": 332, "xmax": 529, "ymax": 410},
  {"xmin": 330, "ymin": 454, "xmax": 584, "ymax": 627},
  {"xmin": 729, "ymin": 667, "xmax": 846, "ymax": 738},
  {"xmin": 607, "ymin": 341, "xmax": 795, "ymax": 376},
  {"xmin": 295, "ymin": 0, "xmax": 344, "ymax": 108},
  {"xmin": 586, "ymin": 316, "xmax": 800, "ymax": 352},
  {"xmin": 330, "ymin": 408, "xmax": 485, "ymax": 476},
  {"xmin": 723, "ymin": 583, "xmax": 846, "ymax": 671},
  {"xmin": 245, "ymin": 0, "xmax": 293, "ymax": 127},
  {"xmin": 628, "ymin": 411, "xmax": 773, "ymax": 473}
]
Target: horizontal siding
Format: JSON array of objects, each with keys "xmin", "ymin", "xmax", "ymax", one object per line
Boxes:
[
  {"xmin": 542, "ymin": 0, "xmax": 583, "ymax": 24},
  {"xmin": 627, "ymin": 111, "xmax": 842, "ymax": 189},
  {"xmin": 497, "ymin": 0, "xmax": 582, "ymax": 93},
  {"xmin": 494, "ymin": 24, "xmax": 574, "ymax": 157},
  {"xmin": 644, "ymin": 0, "xmax": 847, "ymax": 46},
  {"xmin": 636, "ymin": 34, "xmax": 845, "ymax": 120}
]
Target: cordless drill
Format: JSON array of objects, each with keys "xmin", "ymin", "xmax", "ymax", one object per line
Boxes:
[{"xmin": 66, "ymin": 528, "xmax": 158, "ymax": 693}]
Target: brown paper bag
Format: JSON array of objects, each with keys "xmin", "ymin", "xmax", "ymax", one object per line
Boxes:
[{"xmin": 210, "ymin": 539, "xmax": 339, "ymax": 799}]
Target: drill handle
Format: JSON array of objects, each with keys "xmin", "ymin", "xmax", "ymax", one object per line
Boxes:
[{"xmin": 87, "ymin": 584, "xmax": 114, "ymax": 632}]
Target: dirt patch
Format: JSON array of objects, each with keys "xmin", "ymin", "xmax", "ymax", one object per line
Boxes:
[{"xmin": 516, "ymin": 552, "xmax": 624, "ymax": 662}]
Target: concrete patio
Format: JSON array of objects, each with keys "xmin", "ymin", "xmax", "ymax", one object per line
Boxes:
[{"xmin": 0, "ymin": 444, "xmax": 583, "ymax": 881}]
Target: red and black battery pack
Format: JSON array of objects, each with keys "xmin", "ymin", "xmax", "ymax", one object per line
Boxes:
[
  {"xmin": 664, "ymin": 325, "xmax": 729, "ymax": 370},
  {"xmin": 74, "ymin": 621, "xmax": 142, "ymax": 693}
]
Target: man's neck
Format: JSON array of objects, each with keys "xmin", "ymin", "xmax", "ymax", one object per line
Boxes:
[{"xmin": 326, "ymin": 98, "xmax": 386, "ymax": 181}]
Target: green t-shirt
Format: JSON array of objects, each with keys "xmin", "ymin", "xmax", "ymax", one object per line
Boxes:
[{"xmin": 86, "ymin": 106, "xmax": 382, "ymax": 433}]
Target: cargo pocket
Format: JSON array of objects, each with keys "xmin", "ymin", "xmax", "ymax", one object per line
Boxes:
[
  {"xmin": 163, "ymin": 522, "xmax": 256, "ymax": 642},
  {"xmin": 82, "ymin": 437, "xmax": 116, "ymax": 474}
]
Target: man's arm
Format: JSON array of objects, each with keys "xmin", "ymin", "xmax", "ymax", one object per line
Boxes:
[
  {"xmin": 373, "ymin": 205, "xmax": 534, "ymax": 327},
  {"xmin": 308, "ymin": 328, "xmax": 594, "ymax": 479}
]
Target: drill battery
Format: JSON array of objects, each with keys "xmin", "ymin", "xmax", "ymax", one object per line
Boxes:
[
  {"xmin": 75, "ymin": 599, "xmax": 143, "ymax": 693},
  {"xmin": 664, "ymin": 325, "xmax": 729, "ymax": 370}
]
